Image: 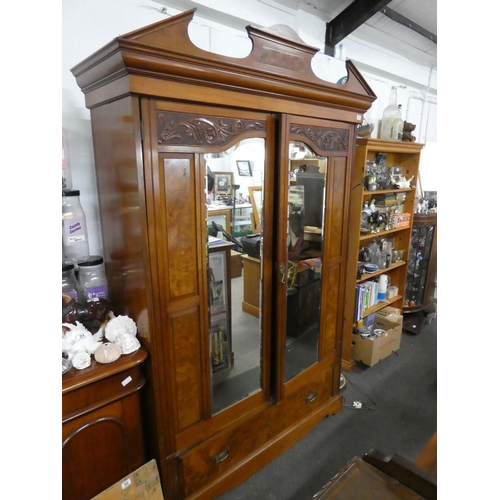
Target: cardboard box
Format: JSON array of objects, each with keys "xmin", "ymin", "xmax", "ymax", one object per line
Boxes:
[
  {"xmin": 351, "ymin": 317, "xmax": 402, "ymax": 366},
  {"xmin": 230, "ymin": 250, "xmax": 242, "ymax": 278},
  {"xmin": 383, "ymin": 305, "xmax": 402, "ymax": 315},
  {"xmin": 91, "ymin": 459, "xmax": 164, "ymax": 500},
  {"xmin": 375, "ymin": 308, "xmax": 403, "ymax": 326}
]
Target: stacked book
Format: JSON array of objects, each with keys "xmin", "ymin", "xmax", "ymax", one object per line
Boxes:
[
  {"xmin": 354, "ymin": 280, "xmax": 379, "ymax": 322},
  {"xmin": 372, "ymin": 192, "xmax": 406, "ymax": 213}
]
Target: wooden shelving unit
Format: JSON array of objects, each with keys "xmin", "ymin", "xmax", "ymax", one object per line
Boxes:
[{"xmin": 342, "ymin": 138, "xmax": 423, "ymax": 371}]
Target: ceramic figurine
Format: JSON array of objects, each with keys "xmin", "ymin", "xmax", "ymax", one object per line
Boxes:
[
  {"xmin": 360, "ymin": 201, "xmax": 372, "ymax": 233},
  {"xmin": 391, "ymin": 174, "xmax": 414, "ymax": 189},
  {"xmin": 376, "ymin": 169, "xmax": 391, "ymax": 190}
]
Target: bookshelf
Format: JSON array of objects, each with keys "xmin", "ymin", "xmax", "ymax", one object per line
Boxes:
[{"xmin": 342, "ymin": 138, "xmax": 424, "ymax": 371}]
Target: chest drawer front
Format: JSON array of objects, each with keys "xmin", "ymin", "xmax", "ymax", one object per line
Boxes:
[
  {"xmin": 62, "ymin": 364, "xmax": 145, "ymax": 423},
  {"xmin": 180, "ymin": 366, "xmax": 333, "ymax": 496}
]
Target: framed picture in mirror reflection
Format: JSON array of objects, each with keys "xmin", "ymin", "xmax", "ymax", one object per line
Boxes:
[
  {"xmin": 213, "ymin": 172, "xmax": 233, "ymax": 195},
  {"xmin": 237, "ymin": 160, "xmax": 252, "ymax": 177}
]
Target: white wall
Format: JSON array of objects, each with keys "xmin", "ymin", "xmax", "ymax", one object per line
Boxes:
[{"xmin": 62, "ymin": 0, "xmax": 438, "ymax": 257}]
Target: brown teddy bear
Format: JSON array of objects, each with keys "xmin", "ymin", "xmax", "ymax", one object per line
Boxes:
[{"xmin": 402, "ymin": 121, "xmax": 416, "ymax": 142}]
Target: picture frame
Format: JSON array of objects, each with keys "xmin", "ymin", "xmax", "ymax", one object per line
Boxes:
[
  {"xmin": 248, "ymin": 186, "xmax": 263, "ymax": 234},
  {"xmin": 213, "ymin": 172, "xmax": 233, "ymax": 195},
  {"xmin": 236, "ymin": 160, "xmax": 252, "ymax": 177},
  {"xmin": 207, "ymin": 208, "xmax": 232, "ymax": 233}
]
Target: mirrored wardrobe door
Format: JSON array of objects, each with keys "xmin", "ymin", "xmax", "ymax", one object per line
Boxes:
[
  {"xmin": 153, "ymin": 101, "xmax": 274, "ymax": 423},
  {"xmin": 276, "ymin": 116, "xmax": 352, "ymax": 384},
  {"xmin": 204, "ymin": 137, "xmax": 267, "ymax": 414},
  {"xmin": 283, "ymin": 141, "xmax": 327, "ymax": 381}
]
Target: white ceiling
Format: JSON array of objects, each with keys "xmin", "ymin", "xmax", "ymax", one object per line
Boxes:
[{"xmin": 272, "ymin": 0, "xmax": 437, "ymax": 58}]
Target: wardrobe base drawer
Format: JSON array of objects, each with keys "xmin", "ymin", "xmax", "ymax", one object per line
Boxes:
[{"xmin": 179, "ymin": 365, "xmax": 335, "ymax": 497}]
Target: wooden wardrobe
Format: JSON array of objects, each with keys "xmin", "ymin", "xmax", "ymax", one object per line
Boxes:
[{"xmin": 71, "ymin": 9, "xmax": 376, "ymax": 499}]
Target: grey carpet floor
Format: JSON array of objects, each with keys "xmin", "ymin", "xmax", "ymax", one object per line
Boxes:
[{"xmin": 216, "ymin": 317, "xmax": 437, "ymax": 499}]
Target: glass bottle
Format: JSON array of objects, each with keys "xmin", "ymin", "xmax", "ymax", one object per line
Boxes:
[
  {"xmin": 390, "ymin": 104, "xmax": 403, "ymax": 141},
  {"xmin": 62, "ymin": 262, "xmax": 79, "ymax": 301},
  {"xmin": 380, "ymin": 86, "xmax": 398, "ymax": 140},
  {"xmin": 62, "ymin": 130, "xmax": 72, "ymax": 191},
  {"xmin": 77, "ymin": 255, "xmax": 108, "ymax": 303},
  {"xmin": 62, "ymin": 190, "xmax": 90, "ymax": 263}
]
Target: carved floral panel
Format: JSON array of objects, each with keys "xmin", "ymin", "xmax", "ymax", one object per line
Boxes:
[{"xmin": 157, "ymin": 112, "xmax": 266, "ymax": 146}]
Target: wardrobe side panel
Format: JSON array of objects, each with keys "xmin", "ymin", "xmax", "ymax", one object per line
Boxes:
[{"xmin": 89, "ymin": 97, "xmax": 151, "ymax": 330}]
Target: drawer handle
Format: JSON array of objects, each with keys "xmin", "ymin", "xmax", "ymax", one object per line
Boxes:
[
  {"xmin": 213, "ymin": 447, "xmax": 231, "ymax": 463},
  {"xmin": 305, "ymin": 392, "xmax": 317, "ymax": 403}
]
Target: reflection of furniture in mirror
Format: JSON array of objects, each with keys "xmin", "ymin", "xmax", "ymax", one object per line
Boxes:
[
  {"xmin": 286, "ymin": 265, "xmax": 321, "ymax": 338},
  {"xmin": 232, "ymin": 202, "xmax": 253, "ymax": 236},
  {"xmin": 304, "ymin": 225, "xmax": 322, "ymax": 243},
  {"xmin": 72, "ymin": 10, "xmax": 376, "ymax": 499},
  {"xmin": 288, "ymin": 185, "xmax": 305, "ymax": 259},
  {"xmin": 248, "ymin": 186, "xmax": 262, "ymax": 233},
  {"xmin": 207, "ymin": 207, "xmax": 231, "ymax": 233},
  {"xmin": 208, "ymin": 241, "xmax": 234, "ymax": 372},
  {"xmin": 295, "ymin": 167, "xmax": 325, "ymax": 229},
  {"xmin": 243, "ymin": 253, "xmax": 321, "ymax": 337},
  {"xmin": 241, "ymin": 254, "xmax": 260, "ymax": 317}
]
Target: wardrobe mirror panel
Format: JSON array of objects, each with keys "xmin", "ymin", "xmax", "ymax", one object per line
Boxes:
[
  {"xmin": 204, "ymin": 138, "xmax": 265, "ymax": 414},
  {"xmin": 284, "ymin": 141, "xmax": 327, "ymax": 381}
]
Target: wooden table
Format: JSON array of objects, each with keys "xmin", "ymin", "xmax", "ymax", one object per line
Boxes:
[
  {"xmin": 313, "ymin": 445, "xmax": 437, "ymax": 500},
  {"xmin": 62, "ymin": 348, "xmax": 148, "ymax": 500},
  {"xmin": 241, "ymin": 254, "xmax": 260, "ymax": 317}
]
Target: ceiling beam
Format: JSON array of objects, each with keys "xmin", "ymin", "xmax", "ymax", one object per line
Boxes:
[
  {"xmin": 325, "ymin": 0, "xmax": 391, "ymax": 56},
  {"xmin": 381, "ymin": 6, "xmax": 437, "ymax": 44}
]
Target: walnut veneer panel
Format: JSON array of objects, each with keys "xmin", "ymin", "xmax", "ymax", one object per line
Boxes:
[
  {"xmin": 323, "ymin": 156, "xmax": 348, "ymax": 260},
  {"xmin": 171, "ymin": 306, "xmax": 204, "ymax": 431},
  {"xmin": 321, "ymin": 263, "xmax": 341, "ymax": 356},
  {"xmin": 161, "ymin": 156, "xmax": 199, "ymax": 300}
]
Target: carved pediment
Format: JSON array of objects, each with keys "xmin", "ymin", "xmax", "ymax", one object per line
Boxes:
[{"xmin": 72, "ymin": 8, "xmax": 376, "ymax": 113}]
